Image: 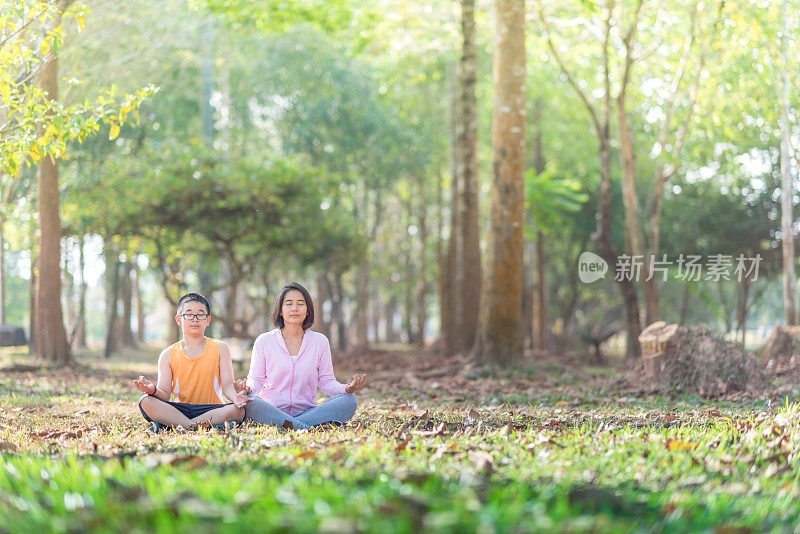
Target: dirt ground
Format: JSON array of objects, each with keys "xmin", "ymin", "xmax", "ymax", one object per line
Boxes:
[{"xmin": 0, "ymin": 339, "xmax": 796, "ymax": 420}]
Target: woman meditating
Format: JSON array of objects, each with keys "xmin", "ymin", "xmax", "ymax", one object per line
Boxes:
[{"xmin": 244, "ymin": 282, "xmax": 366, "ymax": 429}]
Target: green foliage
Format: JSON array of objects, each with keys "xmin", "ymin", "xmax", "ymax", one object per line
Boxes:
[
  {"xmin": 661, "ymin": 177, "xmax": 779, "ymax": 270},
  {"xmin": 194, "ymin": 0, "xmax": 372, "ymax": 35},
  {"xmin": 524, "ymin": 166, "xmax": 588, "ymax": 236},
  {"xmin": 63, "ymin": 148, "xmax": 364, "ymax": 282},
  {"xmin": 0, "ymin": 1, "xmax": 156, "ymax": 176}
]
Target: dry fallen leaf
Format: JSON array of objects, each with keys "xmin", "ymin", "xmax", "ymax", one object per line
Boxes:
[
  {"xmin": 497, "ymin": 423, "xmax": 513, "ymax": 436},
  {"xmin": 395, "ymin": 437, "xmax": 411, "ymax": 452},
  {"xmin": 329, "ymin": 447, "xmax": 347, "ymax": 461},
  {"xmin": 470, "ymin": 451, "xmax": 494, "ymax": 474},
  {"xmin": 0, "ymin": 440, "xmax": 18, "ymax": 452},
  {"xmin": 765, "ymin": 462, "xmax": 791, "ymax": 479},
  {"xmin": 168, "ymin": 454, "xmax": 207, "ymax": 469},
  {"xmin": 773, "ymin": 413, "xmax": 789, "ymax": 428},
  {"xmin": 293, "ymin": 450, "xmax": 317, "ymax": 462},
  {"xmin": 411, "ymin": 422, "xmax": 445, "ymax": 437},
  {"xmin": 431, "ymin": 443, "xmax": 457, "ymax": 461},
  {"xmin": 462, "ymin": 409, "xmax": 480, "ymax": 426},
  {"xmin": 528, "ymin": 432, "xmax": 565, "ymax": 449},
  {"xmin": 666, "ymin": 439, "xmax": 694, "ymax": 451}
]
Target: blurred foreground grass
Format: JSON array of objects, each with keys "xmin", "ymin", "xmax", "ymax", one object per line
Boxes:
[{"xmin": 0, "ymin": 347, "xmax": 798, "ymax": 533}]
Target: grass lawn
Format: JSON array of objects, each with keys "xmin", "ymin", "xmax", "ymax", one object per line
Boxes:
[{"xmin": 0, "ymin": 345, "xmax": 798, "ymax": 533}]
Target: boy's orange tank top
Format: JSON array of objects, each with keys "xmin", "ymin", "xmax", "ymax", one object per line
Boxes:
[{"xmin": 168, "ymin": 337, "xmax": 226, "ymax": 405}]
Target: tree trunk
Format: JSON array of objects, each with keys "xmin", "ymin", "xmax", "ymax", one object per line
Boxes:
[
  {"xmin": 121, "ymin": 260, "xmax": 136, "ymax": 346},
  {"xmin": 679, "ymin": 282, "xmax": 691, "ymax": 326},
  {"xmin": 617, "ymin": 105, "xmax": 645, "ymax": 262},
  {"xmin": 385, "ymin": 295, "xmax": 398, "ymax": 343},
  {"xmin": 718, "ymin": 282, "xmax": 733, "ymax": 334},
  {"xmin": 458, "ymin": 0, "xmax": 481, "ymax": 350},
  {"xmin": 29, "ymin": 224, "xmax": 38, "ymax": 354},
  {"xmin": 474, "ymin": 0, "xmax": 526, "ymax": 367},
  {"xmin": 522, "ymin": 240, "xmax": 534, "ymax": 350},
  {"xmin": 643, "ymin": 3, "xmax": 703, "ymax": 326},
  {"xmin": 533, "ymin": 231, "xmax": 548, "ymax": 350},
  {"xmin": 599, "ymin": 7, "xmax": 641, "ymax": 359},
  {"xmin": 404, "ymin": 263, "xmax": 416, "ymax": 343},
  {"xmin": 104, "ymin": 244, "xmax": 120, "ymax": 358},
  {"xmin": 440, "ymin": 61, "xmax": 458, "ymax": 352},
  {"xmin": 780, "ymin": 0, "xmax": 796, "ymax": 325},
  {"xmin": 64, "ymin": 238, "xmax": 75, "ymax": 337},
  {"xmin": 0, "ymin": 216, "xmax": 5, "ymax": 325},
  {"xmin": 616, "ymin": 102, "xmax": 646, "ymax": 350},
  {"xmin": 316, "ymin": 272, "xmax": 332, "ymax": 338},
  {"xmin": 356, "ymin": 262, "xmax": 369, "ymax": 347},
  {"xmin": 169, "ymin": 302, "xmax": 181, "ymax": 343},
  {"xmin": 225, "ymin": 275, "xmax": 240, "ymax": 337},
  {"xmin": 531, "ymin": 101, "xmax": 547, "ymax": 350},
  {"xmin": 417, "ymin": 188, "xmax": 429, "ymax": 348},
  {"xmin": 618, "ymin": 103, "xmax": 650, "ymax": 336},
  {"xmin": 541, "ymin": 1, "xmax": 642, "ymax": 358},
  {"xmin": 445, "ymin": 133, "xmax": 463, "ymax": 354},
  {"xmin": 556, "ymin": 239, "xmax": 587, "ymax": 337},
  {"xmin": 134, "ymin": 263, "xmax": 144, "ymax": 343},
  {"xmin": 736, "ymin": 276, "xmax": 751, "ymax": 346},
  {"xmin": 36, "ymin": 35, "xmax": 70, "ymax": 365},
  {"xmin": 71, "ymin": 235, "xmax": 87, "ymax": 348},
  {"xmin": 331, "ymin": 272, "xmax": 346, "ymax": 350}
]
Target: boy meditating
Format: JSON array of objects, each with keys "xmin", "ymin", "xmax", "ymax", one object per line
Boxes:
[{"xmin": 133, "ymin": 293, "xmax": 251, "ymax": 432}]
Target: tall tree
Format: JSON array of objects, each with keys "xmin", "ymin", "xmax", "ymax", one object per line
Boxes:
[
  {"xmin": 443, "ymin": 0, "xmax": 482, "ymax": 355},
  {"xmin": 474, "ymin": 0, "xmax": 526, "ymax": 367},
  {"xmin": 456, "ymin": 0, "xmax": 481, "ymax": 352},
  {"xmin": 2, "ymin": 1, "xmax": 153, "ymax": 360},
  {"xmin": 539, "ymin": 0, "xmax": 650, "ymax": 358},
  {"xmin": 35, "ymin": 0, "xmax": 72, "ymax": 365},
  {"xmin": 779, "ymin": 0, "xmax": 796, "ymax": 325}
]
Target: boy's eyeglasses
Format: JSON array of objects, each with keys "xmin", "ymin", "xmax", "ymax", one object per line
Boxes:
[{"xmin": 180, "ymin": 313, "xmax": 208, "ymax": 321}]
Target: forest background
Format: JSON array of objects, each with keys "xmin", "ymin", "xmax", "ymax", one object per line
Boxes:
[{"xmin": 2, "ymin": 0, "xmax": 799, "ymax": 367}]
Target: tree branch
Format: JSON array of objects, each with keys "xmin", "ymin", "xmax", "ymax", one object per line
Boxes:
[
  {"xmin": 537, "ymin": 3, "xmax": 602, "ymax": 136},
  {"xmin": 0, "ymin": 1, "xmax": 59, "ymax": 50}
]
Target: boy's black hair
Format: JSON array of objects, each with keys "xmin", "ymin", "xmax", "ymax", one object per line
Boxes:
[
  {"xmin": 271, "ymin": 282, "xmax": 314, "ymax": 330},
  {"xmin": 177, "ymin": 293, "xmax": 211, "ymax": 316}
]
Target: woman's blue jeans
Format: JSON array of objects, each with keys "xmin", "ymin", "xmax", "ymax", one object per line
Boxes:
[{"xmin": 245, "ymin": 393, "xmax": 358, "ymax": 430}]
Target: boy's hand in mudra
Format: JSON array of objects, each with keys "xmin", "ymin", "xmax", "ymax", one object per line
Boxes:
[
  {"xmin": 344, "ymin": 373, "xmax": 366, "ymax": 394},
  {"xmin": 233, "ymin": 389, "xmax": 253, "ymax": 409},
  {"xmin": 133, "ymin": 375, "xmax": 156, "ymax": 394}
]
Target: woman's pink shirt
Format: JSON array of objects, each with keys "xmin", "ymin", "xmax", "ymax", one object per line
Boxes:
[{"xmin": 246, "ymin": 329, "xmax": 347, "ymax": 416}]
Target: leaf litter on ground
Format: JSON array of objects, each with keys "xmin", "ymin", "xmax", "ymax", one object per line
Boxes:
[{"xmin": 1, "ymin": 345, "xmax": 799, "ymax": 532}]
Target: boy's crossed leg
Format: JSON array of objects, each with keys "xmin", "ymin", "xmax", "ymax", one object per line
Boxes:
[{"xmin": 139, "ymin": 395, "xmax": 244, "ymax": 429}]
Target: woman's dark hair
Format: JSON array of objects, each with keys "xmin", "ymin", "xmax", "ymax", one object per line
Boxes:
[
  {"xmin": 271, "ymin": 282, "xmax": 314, "ymax": 330},
  {"xmin": 177, "ymin": 293, "xmax": 211, "ymax": 315}
]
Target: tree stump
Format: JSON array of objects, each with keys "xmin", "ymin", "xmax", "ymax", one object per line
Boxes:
[
  {"xmin": 638, "ymin": 321, "xmax": 677, "ymax": 381},
  {"xmin": 639, "ymin": 322, "xmax": 765, "ymax": 396},
  {"xmin": 757, "ymin": 326, "xmax": 800, "ymax": 359}
]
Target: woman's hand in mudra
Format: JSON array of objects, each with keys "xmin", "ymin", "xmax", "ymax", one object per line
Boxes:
[
  {"xmin": 344, "ymin": 373, "xmax": 366, "ymax": 394},
  {"xmin": 234, "ymin": 378, "xmax": 251, "ymax": 395}
]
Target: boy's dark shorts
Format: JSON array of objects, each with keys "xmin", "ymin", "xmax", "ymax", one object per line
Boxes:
[{"xmin": 138, "ymin": 394, "xmax": 231, "ymax": 422}]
